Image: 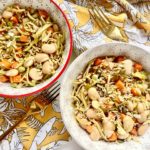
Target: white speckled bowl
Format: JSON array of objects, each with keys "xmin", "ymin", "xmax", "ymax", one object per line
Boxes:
[
  {"xmin": 0, "ymin": 0, "xmax": 72, "ymax": 97},
  {"xmin": 60, "ymin": 43, "xmax": 150, "ymax": 150}
]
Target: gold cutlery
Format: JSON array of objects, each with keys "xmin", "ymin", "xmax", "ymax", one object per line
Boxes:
[
  {"xmin": 89, "ymin": 5, "xmax": 128, "ymax": 42},
  {"xmin": 113, "ymin": 0, "xmax": 150, "ymax": 35},
  {"xmin": 0, "ymin": 82, "xmax": 60, "ymax": 141}
]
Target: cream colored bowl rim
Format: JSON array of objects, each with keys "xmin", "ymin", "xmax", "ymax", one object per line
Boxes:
[{"xmin": 60, "ymin": 42, "xmax": 150, "ymax": 150}]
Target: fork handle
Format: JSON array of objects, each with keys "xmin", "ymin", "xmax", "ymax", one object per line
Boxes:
[{"xmin": 0, "ymin": 113, "xmax": 28, "ymax": 141}]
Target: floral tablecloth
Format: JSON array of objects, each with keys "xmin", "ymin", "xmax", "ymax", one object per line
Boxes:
[{"xmin": 0, "ymin": 0, "xmax": 149, "ymax": 150}]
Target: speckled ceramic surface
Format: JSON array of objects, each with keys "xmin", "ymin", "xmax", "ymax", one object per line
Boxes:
[
  {"xmin": 60, "ymin": 43, "xmax": 150, "ymax": 150},
  {"xmin": 0, "ymin": 0, "xmax": 72, "ymax": 97}
]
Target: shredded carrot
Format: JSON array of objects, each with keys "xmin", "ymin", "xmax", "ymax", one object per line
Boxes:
[
  {"xmin": 10, "ymin": 16, "xmax": 18, "ymax": 24},
  {"xmin": 115, "ymin": 56, "xmax": 125, "ymax": 62},
  {"xmin": 115, "ymin": 97, "xmax": 121, "ymax": 104},
  {"xmin": 130, "ymin": 127, "xmax": 137, "ymax": 136},
  {"xmin": 133, "ymin": 117, "xmax": 137, "ymax": 122},
  {"xmin": 94, "ymin": 58, "xmax": 102, "ymax": 66},
  {"xmin": 15, "ymin": 47, "xmax": 22, "ymax": 51},
  {"xmin": 104, "ymin": 104, "xmax": 113, "ymax": 109},
  {"xmin": 108, "ymin": 132, "xmax": 117, "ymax": 142},
  {"xmin": 11, "ymin": 61, "xmax": 19, "ymax": 69},
  {"xmin": 10, "ymin": 75, "xmax": 22, "ymax": 83},
  {"xmin": 47, "ymin": 27, "xmax": 53, "ymax": 33},
  {"xmin": 21, "ymin": 27, "xmax": 25, "ymax": 32},
  {"xmin": 85, "ymin": 125, "xmax": 93, "ymax": 133},
  {"xmin": 20, "ymin": 35, "xmax": 28, "ymax": 42},
  {"xmin": 131, "ymin": 88, "xmax": 141, "ymax": 96},
  {"xmin": 38, "ymin": 10, "xmax": 48, "ymax": 18},
  {"xmin": 115, "ymin": 80, "xmax": 125, "ymax": 91},
  {"xmin": 0, "ymin": 59, "xmax": 11, "ymax": 69},
  {"xmin": 0, "ymin": 30, "xmax": 5, "ymax": 35},
  {"xmin": 120, "ymin": 113, "xmax": 126, "ymax": 121},
  {"xmin": 16, "ymin": 53, "xmax": 23, "ymax": 58},
  {"xmin": 134, "ymin": 63, "xmax": 143, "ymax": 71},
  {"xmin": 0, "ymin": 75, "xmax": 9, "ymax": 82}
]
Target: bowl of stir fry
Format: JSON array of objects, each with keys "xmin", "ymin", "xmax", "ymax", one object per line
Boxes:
[
  {"xmin": 0, "ymin": 0, "xmax": 72, "ymax": 97},
  {"xmin": 60, "ymin": 43, "xmax": 150, "ymax": 150}
]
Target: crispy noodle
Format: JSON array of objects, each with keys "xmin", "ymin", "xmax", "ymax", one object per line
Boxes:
[
  {"xmin": 0, "ymin": 4, "xmax": 65, "ymax": 88},
  {"xmin": 72, "ymin": 56, "xmax": 150, "ymax": 142}
]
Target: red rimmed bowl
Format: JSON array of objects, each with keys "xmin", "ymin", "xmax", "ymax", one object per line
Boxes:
[{"xmin": 0, "ymin": 0, "xmax": 72, "ymax": 97}]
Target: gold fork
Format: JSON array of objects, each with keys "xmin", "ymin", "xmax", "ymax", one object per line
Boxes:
[
  {"xmin": 0, "ymin": 82, "xmax": 60, "ymax": 141},
  {"xmin": 89, "ymin": 5, "xmax": 128, "ymax": 42}
]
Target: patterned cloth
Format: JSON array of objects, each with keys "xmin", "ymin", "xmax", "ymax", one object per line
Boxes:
[
  {"xmin": 0, "ymin": 0, "xmax": 149, "ymax": 150},
  {"xmin": 62, "ymin": 0, "xmax": 150, "ymax": 55}
]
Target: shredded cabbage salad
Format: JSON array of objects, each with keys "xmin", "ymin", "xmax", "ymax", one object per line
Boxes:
[
  {"xmin": 0, "ymin": 4, "xmax": 65, "ymax": 88},
  {"xmin": 72, "ymin": 56, "xmax": 150, "ymax": 142}
]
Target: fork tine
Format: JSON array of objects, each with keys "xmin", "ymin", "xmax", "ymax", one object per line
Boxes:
[
  {"xmin": 90, "ymin": 2, "xmax": 110, "ymax": 24},
  {"xmin": 41, "ymin": 81, "xmax": 60, "ymax": 103},
  {"xmin": 48, "ymin": 81, "xmax": 58, "ymax": 89},
  {"xmin": 44, "ymin": 85, "xmax": 60, "ymax": 99},
  {"xmin": 48, "ymin": 92, "xmax": 59, "ymax": 102},
  {"xmin": 37, "ymin": 82, "xmax": 60, "ymax": 104},
  {"xmin": 94, "ymin": 7, "xmax": 109, "ymax": 27},
  {"xmin": 42, "ymin": 81, "xmax": 59, "ymax": 95},
  {"xmin": 90, "ymin": 3, "xmax": 108, "ymax": 27},
  {"xmin": 95, "ymin": 6, "xmax": 112, "ymax": 24},
  {"xmin": 45, "ymin": 88, "xmax": 60, "ymax": 102},
  {"xmin": 89, "ymin": 9, "xmax": 105, "ymax": 33},
  {"xmin": 42, "ymin": 81, "xmax": 57, "ymax": 92}
]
